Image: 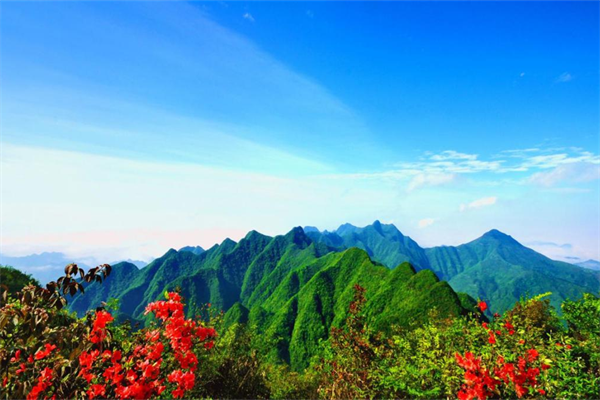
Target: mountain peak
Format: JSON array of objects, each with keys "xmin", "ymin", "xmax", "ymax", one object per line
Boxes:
[
  {"xmin": 479, "ymin": 229, "xmax": 520, "ymax": 245},
  {"xmin": 244, "ymin": 230, "xmax": 264, "ymax": 240},
  {"xmin": 303, "ymin": 226, "xmax": 320, "ymax": 234},
  {"xmin": 178, "ymin": 246, "xmax": 205, "ymax": 255},
  {"xmin": 336, "ymin": 223, "xmax": 358, "ymax": 236},
  {"xmin": 284, "ymin": 226, "xmax": 312, "ymax": 246}
]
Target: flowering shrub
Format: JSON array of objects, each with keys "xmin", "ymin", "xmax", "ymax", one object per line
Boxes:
[
  {"xmin": 317, "ymin": 290, "xmax": 600, "ymax": 400},
  {"xmin": 0, "ymin": 265, "xmax": 217, "ymax": 400},
  {"xmin": 452, "ymin": 300, "xmax": 549, "ymax": 399},
  {"xmin": 75, "ymin": 292, "xmax": 216, "ymax": 399}
]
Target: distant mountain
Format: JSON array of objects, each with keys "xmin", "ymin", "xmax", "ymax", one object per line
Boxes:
[
  {"xmin": 576, "ymin": 259, "xmax": 600, "ymax": 271},
  {"xmin": 69, "ymin": 227, "xmax": 470, "ymax": 370},
  {"xmin": 308, "ymin": 223, "xmax": 600, "ymax": 313},
  {"xmin": 0, "ymin": 252, "xmax": 92, "ymax": 285},
  {"xmin": 178, "ymin": 246, "xmax": 205, "ymax": 255},
  {"xmin": 109, "ymin": 259, "xmax": 149, "ymax": 269}
]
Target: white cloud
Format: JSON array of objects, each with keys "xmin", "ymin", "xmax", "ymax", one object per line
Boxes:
[
  {"xmin": 243, "ymin": 13, "xmax": 255, "ymax": 22},
  {"xmin": 407, "ymin": 173, "xmax": 456, "ymax": 192},
  {"xmin": 460, "ymin": 196, "xmax": 497, "ymax": 212},
  {"xmin": 555, "ymin": 72, "xmax": 573, "ymax": 83},
  {"xmin": 418, "ymin": 218, "xmax": 435, "ymax": 228},
  {"xmin": 429, "ymin": 150, "xmax": 477, "ymax": 161}
]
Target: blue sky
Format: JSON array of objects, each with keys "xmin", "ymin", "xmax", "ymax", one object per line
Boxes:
[{"xmin": 1, "ymin": 1, "xmax": 599, "ymax": 265}]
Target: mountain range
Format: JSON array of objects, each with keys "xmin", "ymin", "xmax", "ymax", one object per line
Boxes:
[
  {"xmin": 5, "ymin": 222, "xmax": 599, "ymax": 369},
  {"xmin": 306, "ymin": 221, "xmax": 600, "ymax": 313},
  {"xmin": 0, "ymin": 252, "xmax": 149, "ymax": 285},
  {"xmin": 68, "ymin": 227, "xmax": 473, "ymax": 370}
]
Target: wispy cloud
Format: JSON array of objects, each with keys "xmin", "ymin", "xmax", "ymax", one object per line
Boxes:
[
  {"xmin": 2, "ymin": 1, "xmax": 373, "ymax": 172},
  {"xmin": 325, "ymin": 147, "xmax": 600, "ymax": 193},
  {"xmin": 555, "ymin": 72, "xmax": 573, "ymax": 83},
  {"xmin": 243, "ymin": 12, "xmax": 255, "ymax": 22},
  {"xmin": 418, "ymin": 218, "xmax": 435, "ymax": 228},
  {"xmin": 459, "ymin": 196, "xmax": 497, "ymax": 212},
  {"xmin": 529, "ymin": 162, "xmax": 600, "ymax": 187}
]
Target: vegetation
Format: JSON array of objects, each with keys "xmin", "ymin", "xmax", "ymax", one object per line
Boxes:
[
  {"xmin": 1, "ymin": 262, "xmax": 598, "ymax": 400},
  {"xmin": 0, "ymin": 265, "xmax": 40, "ymax": 295}
]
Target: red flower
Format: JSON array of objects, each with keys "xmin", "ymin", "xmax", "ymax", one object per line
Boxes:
[
  {"xmin": 478, "ymin": 301, "xmax": 488, "ymax": 313},
  {"xmin": 482, "ymin": 322, "xmax": 489, "ymax": 330},
  {"xmin": 526, "ymin": 349, "xmax": 539, "ymax": 362},
  {"xmin": 488, "ymin": 331, "xmax": 496, "ymax": 344},
  {"xmin": 10, "ymin": 349, "xmax": 22, "ymax": 362},
  {"xmin": 90, "ymin": 310, "xmax": 114, "ymax": 344},
  {"xmin": 538, "ymin": 389, "xmax": 546, "ymax": 395},
  {"xmin": 88, "ymin": 384, "xmax": 106, "ymax": 399},
  {"xmin": 34, "ymin": 343, "xmax": 57, "ymax": 360},
  {"xmin": 566, "ymin": 344, "xmax": 572, "ymax": 350}
]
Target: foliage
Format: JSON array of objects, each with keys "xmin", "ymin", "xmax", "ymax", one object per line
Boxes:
[{"xmin": 316, "ymin": 288, "xmax": 600, "ymax": 399}]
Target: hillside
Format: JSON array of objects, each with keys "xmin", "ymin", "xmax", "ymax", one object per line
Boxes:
[
  {"xmin": 0, "ymin": 265, "xmax": 40, "ymax": 295},
  {"xmin": 69, "ymin": 227, "xmax": 469, "ymax": 369},
  {"xmin": 308, "ymin": 223, "xmax": 600, "ymax": 314}
]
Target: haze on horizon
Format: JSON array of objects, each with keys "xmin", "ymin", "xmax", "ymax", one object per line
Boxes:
[{"xmin": 1, "ymin": 1, "xmax": 599, "ymax": 265}]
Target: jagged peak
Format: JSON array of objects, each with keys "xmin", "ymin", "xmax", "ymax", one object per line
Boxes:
[
  {"xmin": 303, "ymin": 226, "xmax": 320, "ymax": 234},
  {"xmin": 284, "ymin": 226, "xmax": 311, "ymax": 246},
  {"xmin": 220, "ymin": 237, "xmax": 237, "ymax": 247},
  {"xmin": 244, "ymin": 229, "xmax": 269, "ymax": 241},
  {"xmin": 178, "ymin": 245, "xmax": 205, "ymax": 255},
  {"xmin": 336, "ymin": 222, "xmax": 358, "ymax": 236}
]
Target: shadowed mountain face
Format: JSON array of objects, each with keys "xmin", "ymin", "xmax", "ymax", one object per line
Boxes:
[
  {"xmin": 68, "ymin": 227, "xmax": 469, "ymax": 370},
  {"xmin": 307, "ymin": 223, "xmax": 600, "ymax": 314}
]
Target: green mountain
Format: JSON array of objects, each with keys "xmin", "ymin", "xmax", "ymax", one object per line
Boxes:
[
  {"xmin": 307, "ymin": 222, "xmax": 600, "ymax": 314},
  {"xmin": 69, "ymin": 227, "xmax": 469, "ymax": 370},
  {"xmin": 305, "ymin": 220, "xmax": 430, "ymax": 269},
  {"xmin": 179, "ymin": 246, "xmax": 205, "ymax": 255},
  {"xmin": 425, "ymin": 229, "xmax": 600, "ymax": 313}
]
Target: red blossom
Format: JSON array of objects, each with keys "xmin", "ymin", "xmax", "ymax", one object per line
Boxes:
[
  {"xmin": 34, "ymin": 343, "xmax": 57, "ymax": 360},
  {"xmin": 478, "ymin": 301, "xmax": 488, "ymax": 313},
  {"xmin": 10, "ymin": 349, "xmax": 22, "ymax": 362}
]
